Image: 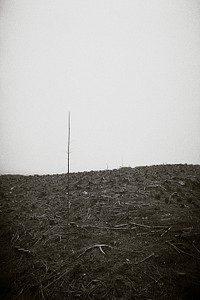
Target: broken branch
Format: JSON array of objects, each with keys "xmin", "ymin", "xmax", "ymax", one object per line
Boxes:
[
  {"xmin": 129, "ymin": 222, "xmax": 168, "ymax": 229},
  {"xmin": 165, "ymin": 240, "xmax": 199, "ymax": 259},
  {"xmin": 78, "ymin": 244, "xmax": 112, "ymax": 258},
  {"xmin": 134, "ymin": 253, "xmax": 155, "ymax": 265}
]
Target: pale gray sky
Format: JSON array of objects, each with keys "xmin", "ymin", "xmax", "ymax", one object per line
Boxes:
[{"xmin": 0, "ymin": 0, "xmax": 200, "ymax": 175}]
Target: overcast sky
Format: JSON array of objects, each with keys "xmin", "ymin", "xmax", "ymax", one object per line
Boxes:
[{"xmin": 0, "ymin": 0, "xmax": 200, "ymax": 175}]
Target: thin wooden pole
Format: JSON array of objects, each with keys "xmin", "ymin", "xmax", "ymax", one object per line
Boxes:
[{"xmin": 67, "ymin": 112, "xmax": 71, "ymax": 210}]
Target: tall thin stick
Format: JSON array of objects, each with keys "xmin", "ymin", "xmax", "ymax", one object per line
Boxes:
[{"xmin": 67, "ymin": 112, "xmax": 71, "ymax": 211}]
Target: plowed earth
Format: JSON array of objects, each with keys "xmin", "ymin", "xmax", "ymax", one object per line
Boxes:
[{"xmin": 0, "ymin": 164, "xmax": 200, "ymax": 300}]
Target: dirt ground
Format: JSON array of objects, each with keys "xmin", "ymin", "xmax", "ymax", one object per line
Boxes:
[{"xmin": 0, "ymin": 164, "xmax": 200, "ymax": 300}]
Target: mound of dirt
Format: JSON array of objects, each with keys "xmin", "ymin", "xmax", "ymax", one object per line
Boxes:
[{"xmin": 0, "ymin": 164, "xmax": 200, "ymax": 299}]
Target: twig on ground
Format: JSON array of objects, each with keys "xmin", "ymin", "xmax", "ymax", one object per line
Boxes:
[
  {"xmin": 145, "ymin": 272, "xmax": 162, "ymax": 284},
  {"xmin": 145, "ymin": 184, "xmax": 166, "ymax": 190},
  {"xmin": 161, "ymin": 227, "xmax": 171, "ymax": 237},
  {"xmin": 11, "ymin": 232, "xmax": 20, "ymax": 244},
  {"xmin": 78, "ymin": 244, "xmax": 112, "ymax": 258},
  {"xmin": 15, "ymin": 281, "xmax": 30, "ymax": 299},
  {"xmin": 16, "ymin": 287, "xmax": 25, "ymax": 299},
  {"xmin": 81, "ymin": 224, "xmax": 137, "ymax": 231},
  {"xmin": 44, "ymin": 269, "xmax": 69, "ymax": 290},
  {"xmin": 101, "ymin": 195, "xmax": 113, "ymax": 199},
  {"xmin": 87, "ymin": 208, "xmax": 91, "ymax": 219},
  {"xmin": 40, "ymin": 282, "xmax": 46, "ymax": 300},
  {"xmin": 87, "ymin": 279, "xmax": 105, "ymax": 288},
  {"xmin": 41, "ymin": 261, "xmax": 49, "ymax": 278},
  {"xmin": 166, "ymin": 240, "xmax": 199, "ymax": 258},
  {"xmin": 114, "ymin": 223, "xmax": 130, "ymax": 228},
  {"xmin": 168, "ymin": 192, "xmax": 178, "ymax": 202},
  {"xmin": 32, "ymin": 228, "xmax": 51, "ymax": 248},
  {"xmin": 129, "ymin": 222, "xmax": 168, "ymax": 229},
  {"xmin": 134, "ymin": 253, "xmax": 155, "ymax": 265},
  {"xmin": 113, "ymin": 211, "xmax": 127, "ymax": 215},
  {"xmin": 15, "ymin": 247, "xmax": 31, "ymax": 254},
  {"xmin": 166, "ymin": 240, "xmax": 181, "ymax": 253},
  {"xmin": 99, "ymin": 246, "xmax": 106, "ymax": 254},
  {"xmin": 193, "ymin": 243, "xmax": 200, "ymax": 254}
]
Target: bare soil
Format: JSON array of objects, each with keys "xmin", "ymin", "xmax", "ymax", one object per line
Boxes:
[{"xmin": 0, "ymin": 164, "xmax": 200, "ymax": 300}]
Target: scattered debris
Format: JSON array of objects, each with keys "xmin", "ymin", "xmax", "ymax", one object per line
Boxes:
[{"xmin": 0, "ymin": 164, "xmax": 200, "ymax": 299}]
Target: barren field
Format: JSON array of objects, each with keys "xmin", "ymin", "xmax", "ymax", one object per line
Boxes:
[{"xmin": 0, "ymin": 164, "xmax": 200, "ymax": 300}]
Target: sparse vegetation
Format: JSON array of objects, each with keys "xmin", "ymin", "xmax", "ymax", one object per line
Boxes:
[{"xmin": 0, "ymin": 164, "xmax": 200, "ymax": 299}]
